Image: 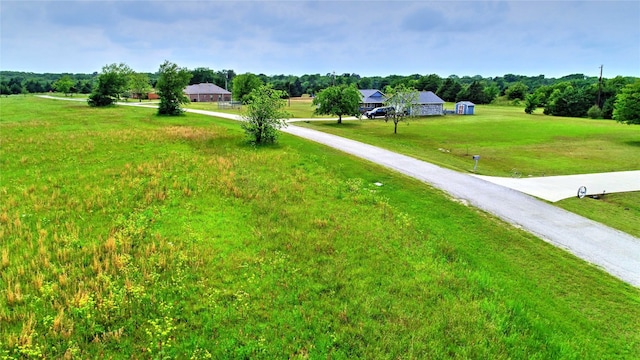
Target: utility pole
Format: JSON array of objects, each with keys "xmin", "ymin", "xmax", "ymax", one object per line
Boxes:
[
  {"xmin": 597, "ymin": 65, "xmax": 603, "ymax": 107},
  {"xmin": 332, "ymin": 71, "xmax": 335, "ymax": 86}
]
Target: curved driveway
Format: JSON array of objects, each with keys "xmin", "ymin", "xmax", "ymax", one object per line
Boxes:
[{"xmin": 37, "ymin": 97, "xmax": 640, "ymax": 287}]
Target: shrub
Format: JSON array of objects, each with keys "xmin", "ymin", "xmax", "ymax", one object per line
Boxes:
[{"xmin": 587, "ymin": 105, "xmax": 603, "ymax": 119}]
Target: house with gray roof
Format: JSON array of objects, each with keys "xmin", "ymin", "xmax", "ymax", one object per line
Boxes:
[
  {"xmin": 359, "ymin": 89, "xmax": 386, "ymax": 112},
  {"xmin": 184, "ymin": 83, "xmax": 231, "ymax": 102},
  {"xmin": 411, "ymin": 91, "xmax": 445, "ymax": 116}
]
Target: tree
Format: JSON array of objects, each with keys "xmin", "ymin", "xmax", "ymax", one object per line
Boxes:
[
  {"xmin": 384, "ymin": 84, "xmax": 419, "ymax": 134},
  {"xmin": 312, "ymin": 84, "xmax": 362, "ymax": 124},
  {"xmin": 437, "ymin": 78, "xmax": 462, "ymax": 102},
  {"xmin": 189, "ymin": 67, "xmax": 215, "ymax": 85},
  {"xmin": 505, "ymin": 81, "xmax": 529, "ymax": 100},
  {"xmin": 129, "ymin": 72, "xmax": 151, "ymax": 102},
  {"xmin": 524, "ymin": 94, "xmax": 539, "ymax": 114},
  {"xmin": 156, "ymin": 61, "xmax": 192, "ymax": 116},
  {"xmin": 483, "ymin": 83, "xmax": 500, "ymax": 103},
  {"xmin": 88, "ymin": 63, "xmax": 133, "ymax": 107},
  {"xmin": 544, "ymin": 85, "xmax": 592, "ymax": 117},
  {"xmin": 232, "ymin": 73, "xmax": 263, "ymax": 104},
  {"xmin": 416, "ymin": 74, "xmax": 442, "ymax": 92},
  {"xmin": 53, "ymin": 75, "xmax": 74, "ymax": 96},
  {"xmin": 241, "ymin": 84, "xmax": 290, "ymax": 144},
  {"xmin": 613, "ymin": 80, "xmax": 640, "ymax": 125},
  {"xmin": 466, "ymin": 81, "xmax": 488, "ymax": 104}
]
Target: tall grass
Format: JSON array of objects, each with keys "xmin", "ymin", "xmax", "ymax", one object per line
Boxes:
[{"xmin": 0, "ymin": 96, "xmax": 638, "ymax": 358}]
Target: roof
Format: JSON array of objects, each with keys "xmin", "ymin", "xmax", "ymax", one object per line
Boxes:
[
  {"xmin": 417, "ymin": 91, "xmax": 445, "ymax": 104},
  {"xmin": 184, "ymin": 83, "xmax": 231, "ymax": 95},
  {"xmin": 359, "ymin": 89, "xmax": 386, "ymax": 103},
  {"xmin": 456, "ymin": 101, "xmax": 475, "ymax": 106}
]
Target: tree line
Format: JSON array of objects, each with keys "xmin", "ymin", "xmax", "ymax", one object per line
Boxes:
[{"xmin": 1, "ymin": 68, "xmax": 638, "ymax": 122}]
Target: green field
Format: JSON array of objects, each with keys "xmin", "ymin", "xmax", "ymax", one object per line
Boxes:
[
  {"xmin": 1, "ymin": 96, "xmax": 639, "ymax": 358},
  {"xmin": 294, "ymin": 105, "xmax": 640, "ymax": 177},
  {"xmin": 293, "ymin": 104, "xmax": 640, "ymax": 237}
]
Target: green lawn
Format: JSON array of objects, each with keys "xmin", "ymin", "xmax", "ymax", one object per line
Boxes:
[
  {"xmin": 1, "ymin": 96, "xmax": 639, "ymax": 359},
  {"xmin": 294, "ymin": 105, "xmax": 640, "ymax": 177},
  {"xmin": 186, "ymin": 97, "xmax": 319, "ymax": 119}
]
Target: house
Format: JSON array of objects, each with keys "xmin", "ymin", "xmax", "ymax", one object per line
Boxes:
[
  {"xmin": 184, "ymin": 83, "xmax": 232, "ymax": 102},
  {"xmin": 359, "ymin": 89, "xmax": 386, "ymax": 112},
  {"xmin": 411, "ymin": 91, "xmax": 445, "ymax": 116},
  {"xmin": 455, "ymin": 101, "xmax": 475, "ymax": 115}
]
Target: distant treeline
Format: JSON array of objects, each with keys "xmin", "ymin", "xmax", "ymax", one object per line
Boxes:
[{"xmin": 2, "ymin": 69, "xmax": 637, "ymax": 119}]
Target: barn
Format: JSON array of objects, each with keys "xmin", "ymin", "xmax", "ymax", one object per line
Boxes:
[
  {"xmin": 412, "ymin": 91, "xmax": 445, "ymax": 116},
  {"xmin": 184, "ymin": 83, "xmax": 232, "ymax": 102},
  {"xmin": 455, "ymin": 101, "xmax": 475, "ymax": 115}
]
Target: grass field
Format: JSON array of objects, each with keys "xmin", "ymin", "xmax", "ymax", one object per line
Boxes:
[
  {"xmin": 1, "ymin": 96, "xmax": 639, "ymax": 358},
  {"xmin": 294, "ymin": 105, "xmax": 640, "ymax": 177},
  {"xmin": 293, "ymin": 104, "xmax": 640, "ymax": 237}
]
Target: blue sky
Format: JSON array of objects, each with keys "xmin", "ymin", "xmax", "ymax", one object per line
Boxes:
[{"xmin": 1, "ymin": 0, "xmax": 638, "ymax": 78}]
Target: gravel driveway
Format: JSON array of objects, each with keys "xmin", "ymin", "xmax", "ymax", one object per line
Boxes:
[{"xmin": 282, "ymin": 124, "xmax": 640, "ymax": 288}]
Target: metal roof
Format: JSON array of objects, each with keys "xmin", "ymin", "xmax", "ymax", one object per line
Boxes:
[
  {"xmin": 418, "ymin": 91, "xmax": 445, "ymax": 104},
  {"xmin": 359, "ymin": 89, "xmax": 386, "ymax": 103},
  {"xmin": 456, "ymin": 101, "xmax": 475, "ymax": 106},
  {"xmin": 184, "ymin": 83, "xmax": 231, "ymax": 95}
]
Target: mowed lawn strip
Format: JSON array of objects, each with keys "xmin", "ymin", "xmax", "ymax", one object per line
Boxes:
[{"xmin": 0, "ymin": 96, "xmax": 639, "ymax": 358}]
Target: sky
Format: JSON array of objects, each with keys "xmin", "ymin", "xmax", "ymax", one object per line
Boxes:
[{"xmin": 1, "ymin": 0, "xmax": 639, "ymax": 78}]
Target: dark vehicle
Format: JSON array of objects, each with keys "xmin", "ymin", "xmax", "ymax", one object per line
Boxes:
[{"xmin": 365, "ymin": 106, "xmax": 394, "ymax": 119}]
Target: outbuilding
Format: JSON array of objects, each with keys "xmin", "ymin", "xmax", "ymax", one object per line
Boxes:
[
  {"xmin": 455, "ymin": 101, "xmax": 475, "ymax": 115},
  {"xmin": 184, "ymin": 83, "xmax": 232, "ymax": 102},
  {"xmin": 412, "ymin": 91, "xmax": 445, "ymax": 116}
]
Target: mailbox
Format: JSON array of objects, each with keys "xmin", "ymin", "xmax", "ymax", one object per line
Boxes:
[{"xmin": 472, "ymin": 155, "xmax": 480, "ymax": 160}]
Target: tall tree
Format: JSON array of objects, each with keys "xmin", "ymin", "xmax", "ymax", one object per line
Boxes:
[
  {"xmin": 613, "ymin": 80, "xmax": 640, "ymax": 125},
  {"xmin": 88, "ymin": 63, "xmax": 133, "ymax": 106},
  {"xmin": 312, "ymin": 84, "xmax": 362, "ymax": 124},
  {"xmin": 189, "ymin": 67, "xmax": 215, "ymax": 85},
  {"xmin": 233, "ymin": 73, "xmax": 263, "ymax": 104},
  {"xmin": 465, "ymin": 81, "xmax": 487, "ymax": 104},
  {"xmin": 241, "ymin": 84, "xmax": 290, "ymax": 144},
  {"xmin": 129, "ymin": 72, "xmax": 152, "ymax": 102},
  {"xmin": 384, "ymin": 84, "xmax": 419, "ymax": 134},
  {"xmin": 156, "ymin": 61, "xmax": 192, "ymax": 116},
  {"xmin": 53, "ymin": 75, "xmax": 74, "ymax": 96},
  {"xmin": 437, "ymin": 78, "xmax": 462, "ymax": 102}
]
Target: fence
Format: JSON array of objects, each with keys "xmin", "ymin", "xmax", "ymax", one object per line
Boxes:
[{"xmin": 217, "ymin": 101, "xmax": 242, "ymax": 110}]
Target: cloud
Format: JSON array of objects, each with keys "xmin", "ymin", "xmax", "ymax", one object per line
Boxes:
[
  {"xmin": 0, "ymin": 0, "xmax": 637, "ymax": 77},
  {"xmin": 402, "ymin": 1, "xmax": 510, "ymax": 33}
]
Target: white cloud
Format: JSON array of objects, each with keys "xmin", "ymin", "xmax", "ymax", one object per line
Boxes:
[{"xmin": 1, "ymin": 0, "xmax": 638, "ymax": 77}]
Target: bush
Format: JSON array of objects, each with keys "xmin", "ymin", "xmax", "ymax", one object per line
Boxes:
[
  {"xmin": 87, "ymin": 93, "xmax": 114, "ymax": 107},
  {"xmin": 587, "ymin": 105, "xmax": 603, "ymax": 119}
]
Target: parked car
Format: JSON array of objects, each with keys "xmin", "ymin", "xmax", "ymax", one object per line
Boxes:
[
  {"xmin": 359, "ymin": 106, "xmax": 374, "ymax": 114},
  {"xmin": 365, "ymin": 106, "xmax": 395, "ymax": 119}
]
